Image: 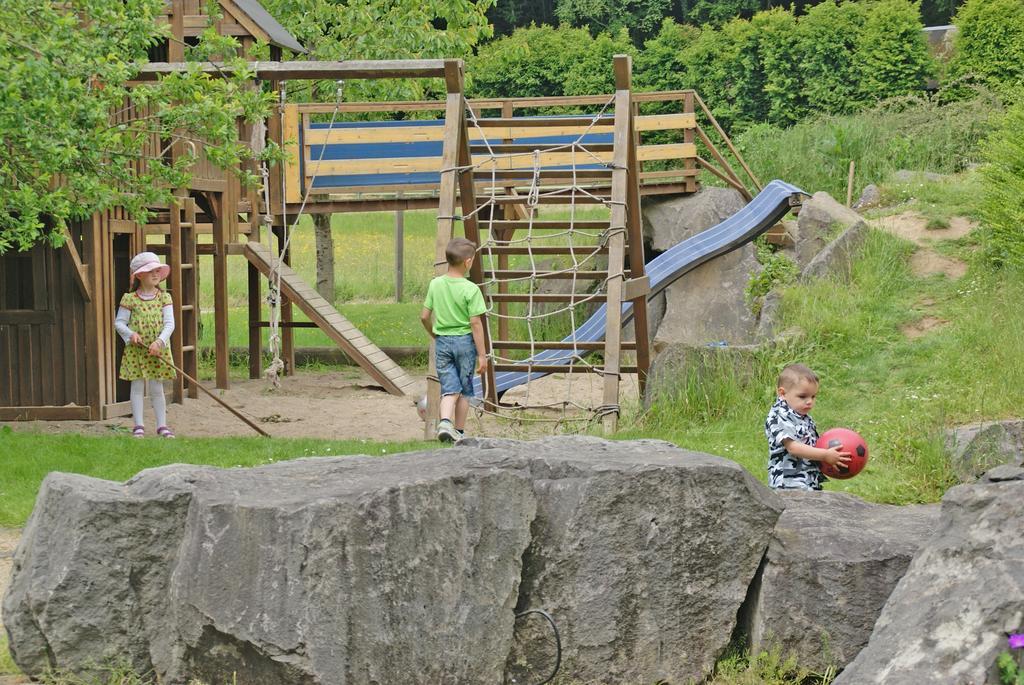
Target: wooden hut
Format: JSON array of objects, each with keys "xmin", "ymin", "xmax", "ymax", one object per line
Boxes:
[{"xmin": 0, "ymin": 0, "xmax": 303, "ymax": 420}]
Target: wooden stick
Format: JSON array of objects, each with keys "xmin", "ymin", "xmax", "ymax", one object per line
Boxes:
[
  {"xmin": 847, "ymin": 160, "xmax": 856, "ymax": 208},
  {"xmin": 146, "ymin": 347, "xmax": 271, "ymax": 437}
]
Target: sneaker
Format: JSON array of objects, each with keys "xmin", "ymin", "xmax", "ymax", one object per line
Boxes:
[{"xmin": 437, "ymin": 419, "xmax": 459, "ymax": 443}]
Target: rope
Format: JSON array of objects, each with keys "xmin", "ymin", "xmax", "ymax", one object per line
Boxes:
[
  {"xmin": 457, "ymin": 95, "xmax": 624, "ymax": 424},
  {"xmin": 263, "ymin": 80, "xmax": 345, "ymax": 388}
]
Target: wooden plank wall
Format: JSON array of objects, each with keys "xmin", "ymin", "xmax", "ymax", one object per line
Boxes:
[{"xmin": 0, "ymin": 232, "xmax": 89, "ymax": 410}]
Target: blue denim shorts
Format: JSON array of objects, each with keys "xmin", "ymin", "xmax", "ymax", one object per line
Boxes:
[{"xmin": 436, "ymin": 333, "xmax": 477, "ymax": 397}]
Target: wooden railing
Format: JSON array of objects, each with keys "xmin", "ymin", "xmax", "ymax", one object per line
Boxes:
[{"xmin": 272, "ymin": 90, "xmax": 760, "ymax": 209}]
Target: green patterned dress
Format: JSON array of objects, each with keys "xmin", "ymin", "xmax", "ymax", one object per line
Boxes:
[{"xmin": 118, "ymin": 289, "xmax": 175, "ymax": 381}]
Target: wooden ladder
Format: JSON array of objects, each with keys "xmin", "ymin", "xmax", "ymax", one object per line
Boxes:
[{"xmin": 168, "ymin": 195, "xmax": 199, "ymax": 403}]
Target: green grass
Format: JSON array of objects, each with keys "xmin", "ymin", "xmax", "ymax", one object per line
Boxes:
[
  {"xmin": 732, "ymin": 92, "xmax": 1003, "ymax": 197},
  {"xmin": 0, "ymin": 633, "xmax": 18, "ymax": 677},
  {"xmin": 624, "ymin": 223, "xmax": 1023, "ymax": 505},
  {"xmin": 0, "ymin": 428, "xmax": 436, "ymax": 527},
  {"xmin": 706, "ymin": 644, "xmax": 836, "ymax": 685}
]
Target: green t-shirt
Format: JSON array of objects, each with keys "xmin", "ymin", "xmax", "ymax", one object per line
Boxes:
[{"xmin": 423, "ymin": 275, "xmax": 487, "ymax": 336}]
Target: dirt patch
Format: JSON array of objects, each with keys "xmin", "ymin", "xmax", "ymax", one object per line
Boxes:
[
  {"xmin": 1, "ymin": 370, "xmax": 640, "ymax": 442},
  {"xmin": 901, "ymin": 316, "xmax": 950, "ymax": 340},
  {"xmin": 872, "ymin": 211, "xmax": 972, "ymax": 280},
  {"xmin": 909, "ymin": 250, "xmax": 969, "ymax": 279},
  {"xmin": 871, "ymin": 211, "xmax": 976, "ymax": 245}
]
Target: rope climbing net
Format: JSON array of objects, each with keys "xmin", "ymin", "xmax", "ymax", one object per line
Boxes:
[{"xmin": 445, "ymin": 96, "xmax": 637, "ymax": 429}]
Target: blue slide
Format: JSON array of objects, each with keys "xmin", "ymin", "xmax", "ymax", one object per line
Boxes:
[{"xmin": 476, "ymin": 180, "xmax": 806, "ymax": 397}]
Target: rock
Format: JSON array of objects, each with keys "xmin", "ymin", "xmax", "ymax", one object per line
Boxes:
[
  {"xmin": 945, "ymin": 419, "xmax": 1024, "ymax": 482},
  {"xmin": 852, "ymin": 184, "xmax": 882, "ymax": 211},
  {"xmin": 3, "ymin": 455, "xmax": 536, "ymax": 685},
  {"xmin": 641, "ymin": 187, "xmax": 761, "ymax": 347},
  {"xmin": 834, "ymin": 478, "xmax": 1024, "ymax": 685},
  {"xmin": 3, "ymin": 437, "xmax": 785, "ymax": 685},
  {"xmin": 982, "ymin": 464, "xmax": 1024, "ymax": 483},
  {"xmin": 800, "ymin": 221, "xmax": 868, "ymax": 282},
  {"xmin": 793, "ymin": 192, "xmax": 867, "ymax": 269},
  {"xmin": 487, "ymin": 436, "xmax": 784, "ymax": 684},
  {"xmin": 892, "ymin": 170, "xmax": 945, "ymax": 185},
  {"xmin": 740, "ymin": 491, "xmax": 939, "ymax": 672},
  {"xmin": 755, "ymin": 290, "xmax": 784, "ymax": 340},
  {"xmin": 654, "ymin": 245, "xmax": 761, "ymax": 348},
  {"xmin": 642, "ymin": 187, "xmax": 748, "ymax": 252}
]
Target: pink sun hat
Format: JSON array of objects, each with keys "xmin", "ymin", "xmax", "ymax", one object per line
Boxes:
[{"xmin": 129, "ymin": 251, "xmax": 171, "ymax": 285}]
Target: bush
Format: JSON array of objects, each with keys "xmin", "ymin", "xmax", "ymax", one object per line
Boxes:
[
  {"xmin": 950, "ymin": 0, "xmax": 1024, "ymax": 94},
  {"xmin": 855, "ymin": 0, "xmax": 934, "ymax": 102},
  {"xmin": 980, "ymin": 96, "xmax": 1024, "ymax": 268},
  {"xmin": 635, "ymin": 19, "xmax": 700, "ymax": 93},
  {"xmin": 467, "ymin": 24, "xmax": 635, "ymax": 99}
]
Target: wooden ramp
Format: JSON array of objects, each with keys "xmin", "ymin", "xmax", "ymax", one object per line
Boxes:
[{"xmin": 244, "ymin": 242, "xmax": 416, "ymax": 397}]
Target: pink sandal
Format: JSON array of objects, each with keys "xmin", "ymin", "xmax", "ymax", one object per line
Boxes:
[
  {"xmin": 156, "ymin": 426, "xmax": 175, "ymax": 439},
  {"xmin": 132, "ymin": 425, "xmax": 145, "ymax": 438}
]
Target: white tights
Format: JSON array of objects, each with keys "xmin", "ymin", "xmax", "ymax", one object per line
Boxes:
[{"xmin": 130, "ymin": 379, "xmax": 167, "ymax": 428}]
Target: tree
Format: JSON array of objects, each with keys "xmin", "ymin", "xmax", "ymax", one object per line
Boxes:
[
  {"xmin": 635, "ymin": 19, "xmax": 701, "ymax": 93},
  {"xmin": 949, "ymin": 0, "xmax": 1024, "ymax": 94},
  {"xmin": 855, "ymin": 0, "xmax": 933, "ymax": 102},
  {"xmin": 0, "ymin": 0, "xmax": 275, "ymax": 253},
  {"xmin": 554, "ymin": 0, "xmax": 672, "ymax": 42},
  {"xmin": 468, "ymin": 25, "xmax": 635, "ymax": 100}
]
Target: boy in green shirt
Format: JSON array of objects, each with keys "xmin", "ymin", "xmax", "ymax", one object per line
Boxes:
[{"xmin": 420, "ymin": 237, "xmax": 489, "ymax": 442}]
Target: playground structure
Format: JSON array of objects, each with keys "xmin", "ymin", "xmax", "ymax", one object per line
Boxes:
[{"xmin": 0, "ymin": 0, "xmax": 787, "ymax": 428}]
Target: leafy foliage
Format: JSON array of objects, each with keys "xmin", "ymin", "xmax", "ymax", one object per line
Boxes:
[
  {"xmin": 980, "ymin": 95, "xmax": 1024, "ymax": 268},
  {"xmin": 0, "ymin": 0, "xmax": 275, "ymax": 253},
  {"xmin": 855, "ymin": 0, "xmax": 934, "ymax": 101},
  {"xmin": 635, "ymin": 19, "xmax": 700, "ymax": 92},
  {"xmin": 949, "ymin": 0, "xmax": 1024, "ymax": 94},
  {"xmin": 554, "ymin": 0, "xmax": 672, "ymax": 40},
  {"xmin": 262, "ymin": 0, "xmax": 493, "ymax": 103},
  {"xmin": 467, "ymin": 25, "xmax": 635, "ymax": 99}
]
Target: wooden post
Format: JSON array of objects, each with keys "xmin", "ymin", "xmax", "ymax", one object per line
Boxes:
[
  {"xmin": 846, "ymin": 160, "xmax": 856, "ymax": 208},
  {"xmin": 248, "ymin": 262, "xmax": 262, "ymax": 379},
  {"xmin": 626, "ymin": 101, "xmax": 651, "ymax": 398},
  {"xmin": 601, "ymin": 55, "xmax": 634, "ymax": 435},
  {"xmin": 395, "ymin": 195, "xmax": 404, "ymax": 303},
  {"xmin": 211, "ymin": 192, "xmax": 230, "ymax": 389},
  {"xmin": 683, "ymin": 92, "xmax": 697, "ymax": 194},
  {"xmin": 425, "ymin": 60, "xmax": 466, "ymax": 439},
  {"xmin": 168, "ymin": 196, "xmax": 185, "ymax": 403}
]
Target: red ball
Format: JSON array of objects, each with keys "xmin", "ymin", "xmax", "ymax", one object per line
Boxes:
[{"xmin": 816, "ymin": 428, "xmax": 869, "ymax": 479}]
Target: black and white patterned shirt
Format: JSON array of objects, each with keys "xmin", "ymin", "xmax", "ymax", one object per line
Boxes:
[{"xmin": 765, "ymin": 396, "xmax": 825, "ymax": 490}]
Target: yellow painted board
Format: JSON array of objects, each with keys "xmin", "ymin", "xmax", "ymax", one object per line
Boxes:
[
  {"xmin": 635, "ymin": 113, "xmax": 696, "ymax": 131},
  {"xmin": 282, "ymin": 104, "xmax": 302, "ymax": 204},
  {"xmin": 303, "ymin": 123, "xmax": 617, "ymax": 146},
  {"xmin": 305, "ymin": 143, "xmax": 696, "ymax": 177}
]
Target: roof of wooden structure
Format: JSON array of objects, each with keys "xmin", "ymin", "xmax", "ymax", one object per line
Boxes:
[{"xmin": 229, "ymin": 0, "xmax": 306, "ymax": 53}]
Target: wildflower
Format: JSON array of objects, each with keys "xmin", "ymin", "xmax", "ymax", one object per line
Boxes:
[{"xmin": 1009, "ymin": 633, "xmax": 1024, "ymax": 650}]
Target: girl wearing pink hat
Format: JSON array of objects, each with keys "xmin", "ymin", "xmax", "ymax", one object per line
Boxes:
[{"xmin": 113, "ymin": 251, "xmax": 176, "ymax": 438}]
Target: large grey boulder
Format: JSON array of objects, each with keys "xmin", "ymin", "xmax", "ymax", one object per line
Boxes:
[
  {"xmin": 642, "ymin": 186, "xmax": 748, "ymax": 252},
  {"xmin": 481, "ymin": 437, "xmax": 784, "ymax": 683},
  {"xmin": 642, "ymin": 187, "xmax": 760, "ymax": 348},
  {"xmin": 834, "ymin": 471, "xmax": 1024, "ymax": 684},
  {"xmin": 741, "ymin": 491, "xmax": 939, "ymax": 671},
  {"xmin": 794, "ymin": 191, "xmax": 866, "ymax": 271},
  {"xmin": 945, "ymin": 419, "xmax": 1024, "ymax": 482},
  {"xmin": 4, "ymin": 437, "xmax": 785, "ymax": 685},
  {"xmin": 3, "ymin": 454, "xmax": 536, "ymax": 685},
  {"xmin": 800, "ymin": 221, "xmax": 869, "ymax": 282}
]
